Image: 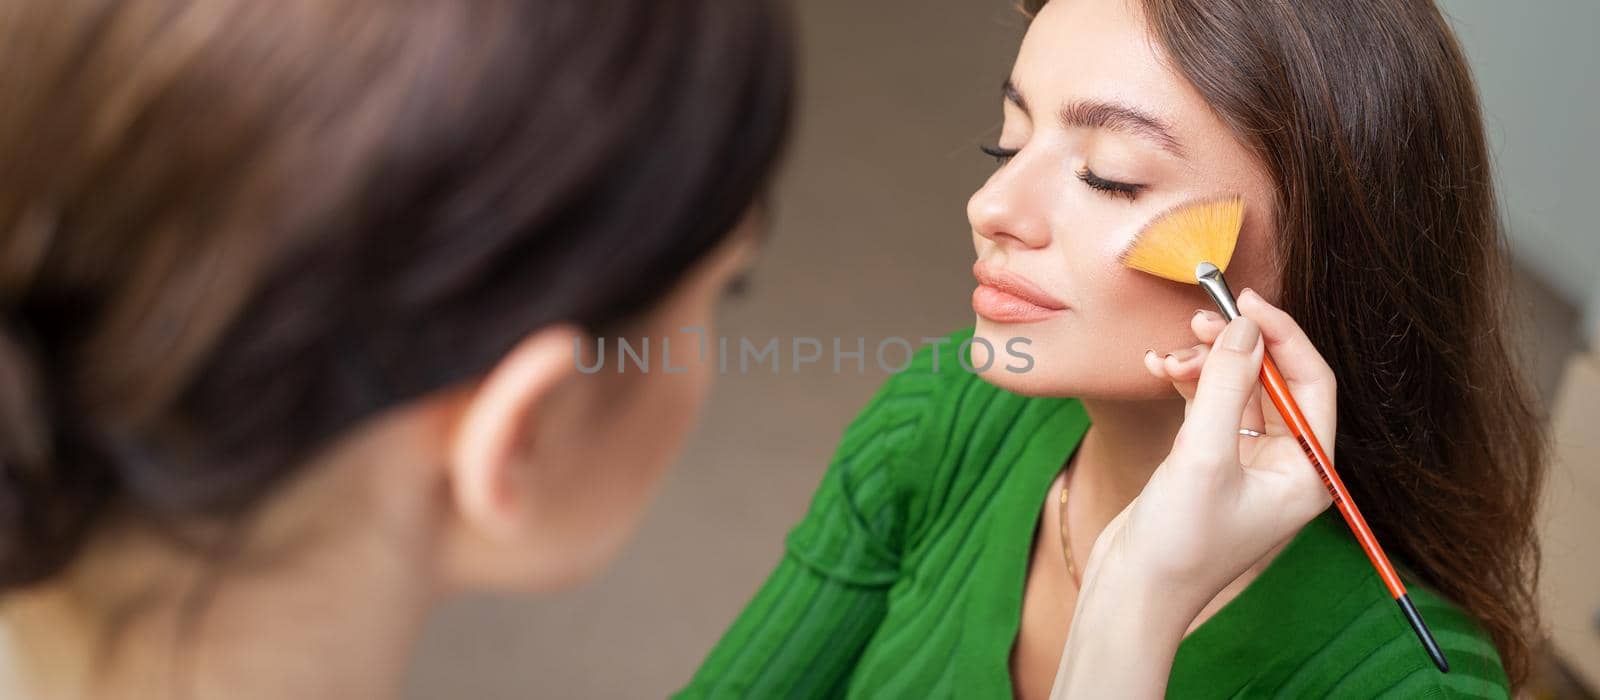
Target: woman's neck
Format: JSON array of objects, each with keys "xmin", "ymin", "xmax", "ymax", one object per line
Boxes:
[
  {"xmin": 1067, "ymin": 394, "xmax": 1292, "ymax": 637},
  {"xmin": 0, "ymin": 440, "xmax": 442, "ymax": 700},
  {"xmin": 1071, "ymin": 396, "xmax": 1188, "ymax": 534}
]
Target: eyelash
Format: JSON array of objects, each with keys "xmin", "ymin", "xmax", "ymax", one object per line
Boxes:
[
  {"xmin": 1075, "ymin": 167, "xmax": 1144, "ymax": 201},
  {"xmin": 977, "ymin": 144, "xmax": 1145, "ymax": 201}
]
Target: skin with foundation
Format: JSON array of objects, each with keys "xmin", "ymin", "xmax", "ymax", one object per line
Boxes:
[{"xmin": 968, "ymin": 0, "xmax": 1337, "ymax": 697}]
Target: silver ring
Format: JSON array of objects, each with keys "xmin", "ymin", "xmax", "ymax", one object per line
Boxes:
[{"xmin": 1238, "ymin": 427, "xmax": 1265, "ymax": 437}]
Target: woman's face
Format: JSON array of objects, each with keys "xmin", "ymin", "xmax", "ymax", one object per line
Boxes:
[{"xmin": 969, "ymin": 0, "xmax": 1279, "ymax": 399}]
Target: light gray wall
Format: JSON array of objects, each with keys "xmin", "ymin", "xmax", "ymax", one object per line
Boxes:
[{"xmin": 1440, "ymin": 0, "xmax": 1600, "ymax": 343}]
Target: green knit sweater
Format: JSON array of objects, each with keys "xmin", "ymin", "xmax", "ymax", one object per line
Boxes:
[{"xmin": 677, "ymin": 330, "xmax": 1509, "ymax": 699}]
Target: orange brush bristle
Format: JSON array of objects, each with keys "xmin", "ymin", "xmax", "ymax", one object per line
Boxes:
[{"xmin": 1119, "ymin": 196, "xmax": 1244, "ymax": 283}]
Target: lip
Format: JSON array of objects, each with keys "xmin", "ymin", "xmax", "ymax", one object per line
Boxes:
[{"xmin": 972, "ymin": 261, "xmax": 1068, "ymax": 323}]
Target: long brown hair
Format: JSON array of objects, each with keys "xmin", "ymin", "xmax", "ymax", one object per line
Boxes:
[
  {"xmin": 0, "ymin": 0, "xmax": 792, "ymax": 591},
  {"xmin": 1020, "ymin": 0, "xmax": 1547, "ymax": 688}
]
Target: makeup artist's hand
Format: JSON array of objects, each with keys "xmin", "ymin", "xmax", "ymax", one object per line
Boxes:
[
  {"xmin": 1102, "ymin": 288, "xmax": 1338, "ymax": 616},
  {"xmin": 1049, "ymin": 290, "xmax": 1337, "ymax": 700}
]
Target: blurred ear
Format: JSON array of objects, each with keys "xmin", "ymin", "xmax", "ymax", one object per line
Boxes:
[{"xmin": 443, "ymin": 324, "xmax": 583, "ymax": 587}]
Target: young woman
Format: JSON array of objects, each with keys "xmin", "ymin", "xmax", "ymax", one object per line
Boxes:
[
  {"xmin": 681, "ymin": 0, "xmax": 1545, "ymax": 697},
  {"xmin": 0, "ymin": 0, "xmax": 791, "ymax": 697}
]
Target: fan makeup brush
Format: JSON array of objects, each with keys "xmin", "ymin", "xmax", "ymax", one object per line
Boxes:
[{"xmin": 1119, "ymin": 196, "xmax": 1450, "ymax": 674}]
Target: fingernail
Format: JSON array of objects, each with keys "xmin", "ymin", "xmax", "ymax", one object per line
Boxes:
[
  {"xmin": 1143, "ymin": 349, "xmax": 1155, "ymax": 361},
  {"xmin": 1168, "ymin": 346, "xmax": 1197, "ymax": 362},
  {"xmin": 1195, "ymin": 309, "xmax": 1222, "ymax": 323},
  {"xmin": 1241, "ymin": 288, "xmax": 1260, "ymax": 304},
  {"xmin": 1223, "ymin": 317, "xmax": 1260, "ymax": 353}
]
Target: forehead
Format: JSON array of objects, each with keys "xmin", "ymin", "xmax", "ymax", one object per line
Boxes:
[
  {"xmin": 1011, "ymin": 0, "xmax": 1280, "ymax": 245},
  {"xmin": 1012, "ymin": 0, "xmax": 1204, "ymax": 138}
]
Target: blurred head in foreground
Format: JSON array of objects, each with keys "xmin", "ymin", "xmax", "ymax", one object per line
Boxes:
[{"xmin": 0, "ymin": 0, "xmax": 791, "ymax": 695}]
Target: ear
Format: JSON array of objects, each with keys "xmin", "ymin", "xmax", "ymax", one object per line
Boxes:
[{"xmin": 447, "ymin": 324, "xmax": 583, "ymax": 548}]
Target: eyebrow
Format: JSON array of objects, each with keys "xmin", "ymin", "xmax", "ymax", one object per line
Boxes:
[{"xmin": 1002, "ymin": 79, "xmax": 1186, "ymax": 158}]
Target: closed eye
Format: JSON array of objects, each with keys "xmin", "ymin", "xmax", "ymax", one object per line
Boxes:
[
  {"xmin": 1076, "ymin": 167, "xmax": 1144, "ymax": 201},
  {"xmin": 979, "ymin": 144, "xmax": 1145, "ymax": 202}
]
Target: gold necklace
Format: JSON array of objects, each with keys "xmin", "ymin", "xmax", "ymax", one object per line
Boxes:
[{"xmin": 1057, "ymin": 466, "xmax": 1080, "ymax": 588}]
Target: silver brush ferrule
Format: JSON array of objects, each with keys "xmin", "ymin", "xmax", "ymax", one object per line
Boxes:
[{"xmin": 1195, "ymin": 262, "xmax": 1241, "ymax": 321}]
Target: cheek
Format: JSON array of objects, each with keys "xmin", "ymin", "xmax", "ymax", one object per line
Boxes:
[
  {"xmin": 1080, "ymin": 263, "xmax": 1211, "ymax": 364},
  {"xmin": 611, "ymin": 383, "xmax": 701, "ymax": 506},
  {"xmin": 625, "ymin": 312, "xmax": 718, "ymax": 482},
  {"xmin": 566, "ymin": 310, "xmax": 718, "ymax": 527},
  {"xmin": 553, "ymin": 338, "xmax": 713, "ymax": 578},
  {"xmin": 1063, "ymin": 219, "xmax": 1201, "ymax": 334},
  {"xmin": 1221, "ymin": 204, "xmax": 1281, "ymax": 298}
]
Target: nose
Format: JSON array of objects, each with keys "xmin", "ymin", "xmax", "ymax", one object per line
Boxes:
[{"xmin": 967, "ymin": 160, "xmax": 1052, "ymax": 249}]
